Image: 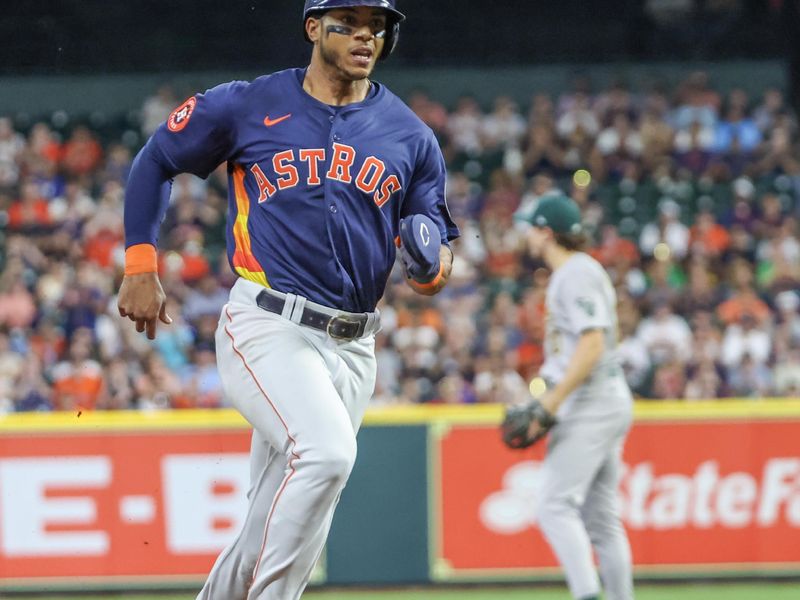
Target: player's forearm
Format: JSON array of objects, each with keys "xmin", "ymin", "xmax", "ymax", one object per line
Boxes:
[
  {"xmin": 408, "ymin": 245, "xmax": 453, "ymax": 296},
  {"xmin": 548, "ymin": 329, "xmax": 605, "ymax": 409},
  {"xmin": 123, "ymin": 138, "xmax": 176, "ymax": 249}
]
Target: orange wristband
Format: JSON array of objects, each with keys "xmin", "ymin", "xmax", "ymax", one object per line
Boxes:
[
  {"xmin": 124, "ymin": 244, "xmax": 158, "ymax": 276},
  {"xmin": 409, "ymin": 261, "xmax": 445, "ymax": 291}
]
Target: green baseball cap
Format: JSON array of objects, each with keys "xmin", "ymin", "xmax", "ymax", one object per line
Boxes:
[{"xmin": 516, "ymin": 194, "xmax": 583, "ymax": 234}]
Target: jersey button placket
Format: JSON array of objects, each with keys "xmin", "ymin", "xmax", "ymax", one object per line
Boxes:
[
  {"xmin": 323, "ymin": 111, "xmax": 348, "ymax": 301},
  {"xmin": 327, "ymin": 113, "xmax": 341, "ymax": 217}
]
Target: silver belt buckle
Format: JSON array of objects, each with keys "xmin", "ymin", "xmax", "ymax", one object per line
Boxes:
[{"xmin": 326, "ymin": 315, "xmax": 361, "ymax": 341}]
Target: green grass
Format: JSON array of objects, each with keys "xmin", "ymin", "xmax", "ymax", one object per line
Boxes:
[
  {"xmin": 307, "ymin": 584, "xmax": 800, "ymax": 599},
  {"xmin": 304, "ymin": 584, "xmax": 800, "ymax": 600},
  {"xmin": 22, "ymin": 582, "xmax": 800, "ymax": 600}
]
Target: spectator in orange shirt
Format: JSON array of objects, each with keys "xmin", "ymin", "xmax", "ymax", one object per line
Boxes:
[
  {"xmin": 25, "ymin": 122, "xmax": 62, "ymax": 165},
  {"xmin": 517, "ymin": 283, "xmax": 547, "ymax": 341},
  {"xmin": 717, "ymin": 258, "xmax": 771, "ymax": 326},
  {"xmin": 718, "ymin": 288, "xmax": 771, "ymax": 327},
  {"xmin": 162, "ymin": 241, "xmax": 210, "ymax": 283},
  {"xmin": 591, "ymin": 223, "xmax": 640, "ymax": 267},
  {"xmin": 83, "ymin": 186, "xmax": 125, "ymax": 269},
  {"xmin": 28, "ymin": 318, "xmax": 67, "ymax": 370},
  {"xmin": 690, "ymin": 209, "xmax": 730, "ymax": 258},
  {"xmin": 62, "ymin": 125, "xmax": 103, "ymax": 177},
  {"xmin": 7, "ymin": 180, "xmax": 52, "ymax": 232},
  {"xmin": 51, "ymin": 328, "xmax": 105, "ymax": 411}
]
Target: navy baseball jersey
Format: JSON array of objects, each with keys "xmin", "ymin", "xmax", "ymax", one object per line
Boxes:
[{"xmin": 133, "ymin": 68, "xmax": 459, "ymax": 313}]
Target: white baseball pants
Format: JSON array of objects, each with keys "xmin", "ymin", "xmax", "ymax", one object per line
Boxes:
[
  {"xmin": 536, "ymin": 407, "xmax": 634, "ymax": 600},
  {"xmin": 196, "ymin": 278, "xmax": 377, "ymax": 600}
]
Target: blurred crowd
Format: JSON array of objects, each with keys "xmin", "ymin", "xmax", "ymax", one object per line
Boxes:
[{"xmin": 1, "ymin": 70, "xmax": 799, "ymax": 412}]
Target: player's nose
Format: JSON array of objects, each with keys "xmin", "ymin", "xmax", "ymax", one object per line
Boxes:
[{"xmin": 352, "ymin": 25, "xmax": 375, "ymax": 42}]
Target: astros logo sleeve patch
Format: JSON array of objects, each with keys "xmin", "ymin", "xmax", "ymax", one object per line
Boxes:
[{"xmin": 168, "ymin": 97, "xmax": 197, "ymax": 132}]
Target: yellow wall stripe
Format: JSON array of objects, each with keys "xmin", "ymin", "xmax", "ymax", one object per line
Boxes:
[{"xmin": 1, "ymin": 400, "xmax": 799, "ymax": 434}]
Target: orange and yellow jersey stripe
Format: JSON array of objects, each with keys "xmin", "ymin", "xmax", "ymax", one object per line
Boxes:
[{"xmin": 230, "ymin": 164, "xmax": 269, "ymax": 288}]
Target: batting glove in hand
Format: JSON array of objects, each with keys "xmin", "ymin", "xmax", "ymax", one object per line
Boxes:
[
  {"xmin": 398, "ymin": 214, "xmax": 441, "ymax": 283},
  {"xmin": 501, "ymin": 399, "xmax": 557, "ymax": 449}
]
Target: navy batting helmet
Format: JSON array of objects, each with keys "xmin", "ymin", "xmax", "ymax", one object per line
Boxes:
[{"xmin": 302, "ymin": 0, "xmax": 405, "ymax": 59}]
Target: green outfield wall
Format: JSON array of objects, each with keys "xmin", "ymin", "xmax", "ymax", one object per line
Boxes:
[{"xmin": 0, "ymin": 61, "xmax": 786, "ymax": 119}]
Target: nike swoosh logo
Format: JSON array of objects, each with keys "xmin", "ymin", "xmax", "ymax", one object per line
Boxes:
[{"xmin": 263, "ymin": 114, "xmax": 291, "ymax": 127}]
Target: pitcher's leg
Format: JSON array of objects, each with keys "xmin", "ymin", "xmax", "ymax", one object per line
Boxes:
[
  {"xmin": 197, "ymin": 433, "xmax": 284, "ymax": 600},
  {"xmin": 537, "ymin": 423, "xmax": 608, "ymax": 599},
  {"xmin": 537, "ymin": 481, "xmax": 599, "ymax": 599},
  {"xmin": 581, "ymin": 438, "xmax": 633, "ymax": 600}
]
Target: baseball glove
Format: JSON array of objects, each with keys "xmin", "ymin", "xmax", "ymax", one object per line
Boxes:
[{"xmin": 501, "ymin": 399, "xmax": 557, "ymax": 449}]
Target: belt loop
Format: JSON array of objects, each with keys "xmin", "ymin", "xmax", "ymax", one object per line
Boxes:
[
  {"xmin": 364, "ymin": 310, "xmax": 380, "ymax": 336},
  {"xmin": 290, "ymin": 295, "xmax": 307, "ymax": 325},
  {"xmin": 364, "ymin": 313, "xmax": 375, "ymax": 336},
  {"xmin": 372, "ymin": 309, "xmax": 382, "ymax": 335},
  {"xmin": 281, "ymin": 293, "xmax": 296, "ymax": 320}
]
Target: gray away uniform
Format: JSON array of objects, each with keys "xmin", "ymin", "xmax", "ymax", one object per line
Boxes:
[{"xmin": 537, "ymin": 252, "xmax": 634, "ymax": 600}]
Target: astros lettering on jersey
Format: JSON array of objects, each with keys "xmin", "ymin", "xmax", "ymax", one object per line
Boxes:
[{"xmin": 247, "ymin": 142, "xmax": 402, "ymax": 207}]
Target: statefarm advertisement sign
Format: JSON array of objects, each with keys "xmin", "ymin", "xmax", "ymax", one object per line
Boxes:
[
  {"xmin": 0, "ymin": 430, "xmax": 251, "ymax": 584},
  {"xmin": 437, "ymin": 419, "xmax": 800, "ymax": 576},
  {"xmin": 3, "ymin": 415, "xmax": 800, "ymax": 585}
]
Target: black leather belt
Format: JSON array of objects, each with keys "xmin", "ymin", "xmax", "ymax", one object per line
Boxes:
[{"xmin": 255, "ymin": 290, "xmax": 368, "ymax": 341}]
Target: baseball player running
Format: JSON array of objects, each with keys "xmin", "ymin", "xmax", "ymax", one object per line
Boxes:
[
  {"xmin": 117, "ymin": 1, "xmax": 458, "ymax": 598},
  {"xmin": 502, "ymin": 194, "xmax": 634, "ymax": 600}
]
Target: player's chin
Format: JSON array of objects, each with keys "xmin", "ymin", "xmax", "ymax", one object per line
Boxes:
[{"xmin": 344, "ymin": 55, "xmax": 377, "ymax": 78}]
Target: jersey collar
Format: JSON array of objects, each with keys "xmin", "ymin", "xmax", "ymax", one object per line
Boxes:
[{"xmin": 292, "ymin": 67, "xmax": 385, "ymax": 115}]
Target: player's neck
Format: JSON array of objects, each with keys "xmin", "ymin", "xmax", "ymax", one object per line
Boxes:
[
  {"xmin": 544, "ymin": 244, "xmax": 576, "ymax": 272},
  {"xmin": 304, "ymin": 62, "xmax": 371, "ymax": 106}
]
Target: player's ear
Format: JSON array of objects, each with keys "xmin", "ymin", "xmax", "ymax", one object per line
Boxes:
[{"xmin": 306, "ymin": 16, "xmax": 322, "ymax": 43}]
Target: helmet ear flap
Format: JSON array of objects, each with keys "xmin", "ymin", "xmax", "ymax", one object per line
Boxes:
[{"xmin": 379, "ymin": 20, "xmax": 400, "ymax": 59}]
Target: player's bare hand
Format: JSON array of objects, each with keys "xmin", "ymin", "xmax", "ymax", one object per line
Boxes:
[
  {"xmin": 527, "ymin": 420, "xmax": 544, "ymax": 440},
  {"xmin": 117, "ymin": 272, "xmax": 173, "ymax": 340}
]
